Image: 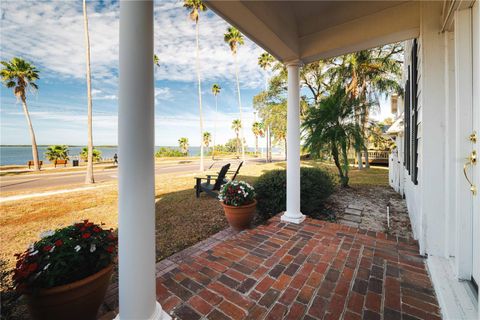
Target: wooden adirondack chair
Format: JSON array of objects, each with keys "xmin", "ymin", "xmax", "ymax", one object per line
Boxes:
[
  {"xmin": 195, "ymin": 163, "xmax": 231, "ymax": 198},
  {"xmin": 224, "ymin": 161, "xmax": 243, "ymax": 181}
]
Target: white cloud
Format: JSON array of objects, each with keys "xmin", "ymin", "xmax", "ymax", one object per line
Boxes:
[
  {"xmin": 0, "ymin": 0, "xmax": 266, "ymax": 91},
  {"xmin": 0, "ymin": 1, "xmax": 119, "ymax": 86},
  {"xmin": 92, "ymin": 88, "xmax": 117, "ymax": 100},
  {"xmin": 155, "ymin": 87, "xmax": 173, "ymax": 101}
]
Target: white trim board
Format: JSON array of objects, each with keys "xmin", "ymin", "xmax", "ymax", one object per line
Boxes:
[{"xmin": 427, "ymin": 256, "xmax": 478, "ymax": 320}]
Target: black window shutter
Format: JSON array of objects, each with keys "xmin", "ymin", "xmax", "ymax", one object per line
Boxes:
[
  {"xmin": 411, "ymin": 40, "xmax": 419, "ymax": 185},
  {"xmin": 404, "ymin": 67, "xmax": 411, "ymax": 173}
]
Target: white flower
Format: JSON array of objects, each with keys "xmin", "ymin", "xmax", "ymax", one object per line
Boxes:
[
  {"xmin": 49, "ymin": 246, "xmax": 55, "ymax": 253},
  {"xmin": 90, "ymin": 244, "xmax": 96, "ymax": 253},
  {"xmin": 39, "ymin": 230, "xmax": 54, "ymax": 239},
  {"xmin": 29, "ymin": 250, "xmax": 39, "ymax": 256},
  {"xmin": 43, "ymin": 263, "xmax": 51, "ymax": 270},
  {"xmin": 74, "ymin": 245, "xmax": 81, "ymax": 252}
]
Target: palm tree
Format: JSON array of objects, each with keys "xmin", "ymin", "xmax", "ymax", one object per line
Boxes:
[
  {"xmin": 83, "ymin": 0, "xmax": 94, "ymax": 183},
  {"xmin": 45, "ymin": 145, "xmax": 69, "ymax": 161},
  {"xmin": 178, "ymin": 137, "xmax": 189, "ymax": 156},
  {"xmin": 211, "ymin": 83, "xmax": 221, "ymax": 159},
  {"xmin": 154, "ymin": 54, "xmax": 160, "ymax": 67},
  {"xmin": 251, "ymin": 122, "xmax": 264, "ymax": 155},
  {"xmin": 231, "ymin": 119, "xmax": 242, "ymax": 158},
  {"xmin": 336, "ymin": 45, "xmax": 403, "ymax": 168},
  {"xmin": 258, "ymin": 52, "xmax": 275, "ymax": 162},
  {"xmin": 203, "ymin": 131, "xmax": 211, "ymax": 153},
  {"xmin": 81, "ymin": 147, "xmax": 102, "ymax": 162},
  {"xmin": 303, "ymin": 87, "xmax": 364, "ymax": 187},
  {"xmin": 224, "ymin": 26, "xmax": 245, "ymax": 161},
  {"xmin": 184, "ymin": 0, "xmax": 207, "ymax": 171},
  {"xmin": 258, "ymin": 52, "xmax": 275, "ymax": 90},
  {"xmin": 0, "ymin": 58, "xmax": 40, "ymax": 171}
]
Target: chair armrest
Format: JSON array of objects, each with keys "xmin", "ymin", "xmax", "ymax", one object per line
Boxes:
[{"xmin": 195, "ymin": 175, "xmax": 218, "ymax": 181}]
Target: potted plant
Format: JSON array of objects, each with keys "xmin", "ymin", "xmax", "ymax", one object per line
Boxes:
[
  {"xmin": 219, "ymin": 180, "xmax": 257, "ymax": 230},
  {"xmin": 12, "ymin": 220, "xmax": 117, "ymax": 320}
]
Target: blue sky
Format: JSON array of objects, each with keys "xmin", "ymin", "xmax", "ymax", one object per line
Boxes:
[{"xmin": 0, "ymin": 0, "xmax": 392, "ymax": 147}]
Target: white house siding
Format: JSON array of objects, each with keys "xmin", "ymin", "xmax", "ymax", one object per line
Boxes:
[
  {"xmin": 398, "ymin": 2, "xmax": 451, "ymax": 257},
  {"xmin": 394, "ymin": 2, "xmax": 479, "ymax": 318}
]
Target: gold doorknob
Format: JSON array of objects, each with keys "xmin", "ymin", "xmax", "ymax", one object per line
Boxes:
[
  {"xmin": 469, "ymin": 131, "xmax": 477, "ymax": 143},
  {"xmin": 463, "ymin": 150, "xmax": 477, "ymax": 195}
]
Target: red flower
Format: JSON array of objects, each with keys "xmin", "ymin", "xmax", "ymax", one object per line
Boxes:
[
  {"xmin": 82, "ymin": 233, "xmax": 91, "ymax": 239},
  {"xmin": 43, "ymin": 245, "xmax": 52, "ymax": 252},
  {"xmin": 93, "ymin": 226, "xmax": 101, "ymax": 233},
  {"xmin": 106, "ymin": 245, "xmax": 114, "ymax": 253},
  {"xmin": 107, "ymin": 233, "xmax": 115, "ymax": 240},
  {"xmin": 80, "ymin": 227, "xmax": 86, "ymax": 232},
  {"xmin": 28, "ymin": 263, "xmax": 38, "ymax": 272},
  {"xmin": 54, "ymin": 240, "xmax": 63, "ymax": 247}
]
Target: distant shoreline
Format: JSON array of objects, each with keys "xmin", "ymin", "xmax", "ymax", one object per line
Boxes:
[{"xmin": 0, "ymin": 145, "xmax": 118, "ymax": 148}]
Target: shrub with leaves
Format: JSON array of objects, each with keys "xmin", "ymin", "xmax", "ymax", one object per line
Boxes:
[
  {"xmin": 254, "ymin": 168, "xmax": 335, "ymax": 219},
  {"xmin": 12, "ymin": 220, "xmax": 117, "ymax": 293},
  {"xmin": 218, "ymin": 180, "xmax": 255, "ymax": 206},
  {"xmin": 155, "ymin": 147, "xmax": 184, "ymax": 157}
]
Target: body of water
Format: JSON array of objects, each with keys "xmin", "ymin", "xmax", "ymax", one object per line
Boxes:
[{"xmin": 0, "ymin": 145, "xmax": 277, "ymax": 166}]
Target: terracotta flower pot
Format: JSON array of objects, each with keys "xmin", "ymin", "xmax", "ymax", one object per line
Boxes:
[
  {"xmin": 25, "ymin": 264, "xmax": 113, "ymax": 320},
  {"xmin": 221, "ymin": 199, "xmax": 257, "ymax": 231}
]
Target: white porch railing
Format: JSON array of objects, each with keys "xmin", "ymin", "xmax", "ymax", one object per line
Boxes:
[{"xmin": 389, "ymin": 151, "xmax": 401, "ymax": 192}]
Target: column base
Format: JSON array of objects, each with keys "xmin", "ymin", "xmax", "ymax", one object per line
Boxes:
[
  {"xmin": 114, "ymin": 302, "xmax": 171, "ymax": 320},
  {"xmin": 281, "ymin": 212, "xmax": 306, "ymax": 224}
]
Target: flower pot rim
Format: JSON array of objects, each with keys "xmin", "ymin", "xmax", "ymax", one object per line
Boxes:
[
  {"xmin": 220, "ymin": 199, "xmax": 257, "ymax": 209},
  {"xmin": 27, "ymin": 264, "xmax": 114, "ymax": 297}
]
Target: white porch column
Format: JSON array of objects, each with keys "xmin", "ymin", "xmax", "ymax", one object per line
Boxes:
[
  {"xmin": 281, "ymin": 61, "xmax": 305, "ymax": 224},
  {"xmin": 117, "ymin": 1, "xmax": 169, "ymax": 319}
]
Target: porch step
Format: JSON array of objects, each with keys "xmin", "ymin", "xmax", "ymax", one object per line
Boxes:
[
  {"xmin": 338, "ymin": 204, "xmax": 364, "ymax": 227},
  {"xmin": 342, "ymin": 214, "xmax": 362, "ymax": 223},
  {"xmin": 345, "ymin": 207, "xmax": 362, "ymax": 216}
]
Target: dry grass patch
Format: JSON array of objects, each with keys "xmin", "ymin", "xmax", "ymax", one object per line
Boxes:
[
  {"xmin": 0, "ymin": 160, "xmax": 387, "ymax": 273},
  {"xmin": 0, "ymin": 161, "xmax": 286, "ymax": 273}
]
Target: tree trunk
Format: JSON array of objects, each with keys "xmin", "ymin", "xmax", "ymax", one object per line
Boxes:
[
  {"xmin": 83, "ymin": 0, "xmax": 94, "ymax": 184},
  {"xmin": 21, "ymin": 99, "xmax": 40, "ymax": 171},
  {"xmin": 195, "ymin": 21, "xmax": 204, "ymax": 171},
  {"xmin": 268, "ymin": 126, "xmax": 272, "ymax": 162},
  {"xmin": 331, "ymin": 145, "xmax": 346, "ymax": 186},
  {"xmin": 341, "ymin": 141, "xmax": 350, "ymax": 187},
  {"xmin": 284, "ymin": 138, "xmax": 287, "ymax": 161},
  {"xmin": 234, "ymin": 53, "xmax": 245, "ymax": 162},
  {"xmin": 255, "ymin": 136, "xmax": 258, "ymax": 155},
  {"xmin": 364, "ymin": 147, "xmax": 370, "ymax": 168},
  {"xmin": 265, "ymin": 127, "xmax": 269, "ymax": 163},
  {"xmin": 212, "ymin": 95, "xmax": 217, "ymax": 160},
  {"xmin": 235, "ymin": 133, "xmax": 240, "ymax": 158},
  {"xmin": 357, "ymin": 151, "xmax": 363, "ymax": 169}
]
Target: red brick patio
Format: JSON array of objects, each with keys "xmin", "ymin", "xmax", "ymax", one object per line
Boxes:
[{"xmin": 154, "ymin": 216, "xmax": 441, "ymax": 320}]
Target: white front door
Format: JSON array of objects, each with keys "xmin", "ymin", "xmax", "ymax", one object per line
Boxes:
[{"xmin": 471, "ymin": 0, "xmax": 479, "ymax": 286}]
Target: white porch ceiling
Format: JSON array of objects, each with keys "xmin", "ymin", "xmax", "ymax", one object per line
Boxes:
[{"xmin": 205, "ymin": 0, "xmax": 421, "ymax": 63}]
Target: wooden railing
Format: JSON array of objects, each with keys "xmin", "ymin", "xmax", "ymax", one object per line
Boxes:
[{"xmin": 351, "ymin": 150, "xmax": 390, "ymax": 165}]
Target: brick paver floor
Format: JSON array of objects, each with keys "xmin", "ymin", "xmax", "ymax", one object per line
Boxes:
[{"xmin": 155, "ymin": 216, "xmax": 441, "ymax": 320}]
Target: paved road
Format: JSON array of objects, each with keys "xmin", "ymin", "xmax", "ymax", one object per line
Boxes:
[{"xmin": 0, "ymin": 158, "xmax": 272, "ymax": 193}]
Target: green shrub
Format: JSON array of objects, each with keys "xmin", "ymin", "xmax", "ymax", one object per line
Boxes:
[
  {"xmin": 155, "ymin": 147, "xmax": 184, "ymax": 157},
  {"xmin": 254, "ymin": 167, "xmax": 335, "ymax": 219}
]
